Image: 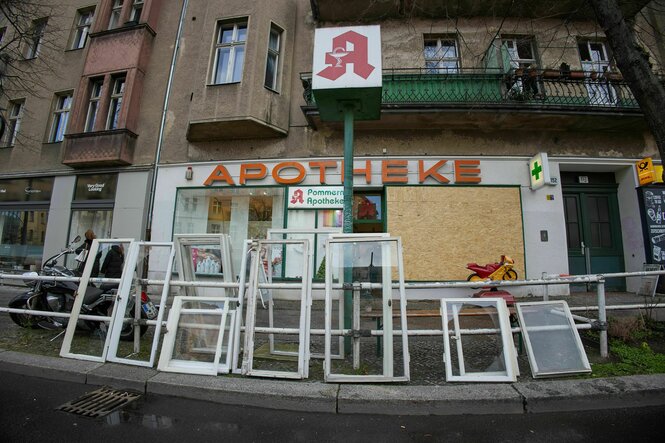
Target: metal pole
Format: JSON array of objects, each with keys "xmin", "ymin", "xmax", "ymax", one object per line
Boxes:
[
  {"xmin": 597, "ymin": 278, "xmax": 608, "ymax": 358},
  {"xmin": 343, "ymin": 104, "xmax": 355, "ymax": 351}
]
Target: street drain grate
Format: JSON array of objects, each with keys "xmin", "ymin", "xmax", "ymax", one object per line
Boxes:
[{"xmin": 57, "ymin": 386, "xmax": 142, "ymax": 418}]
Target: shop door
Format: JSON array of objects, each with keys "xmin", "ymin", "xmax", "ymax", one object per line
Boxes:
[{"xmin": 563, "ymin": 189, "xmax": 625, "ymax": 290}]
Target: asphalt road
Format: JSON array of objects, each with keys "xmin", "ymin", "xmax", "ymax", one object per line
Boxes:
[{"xmin": 0, "ymin": 370, "xmax": 663, "ymax": 442}]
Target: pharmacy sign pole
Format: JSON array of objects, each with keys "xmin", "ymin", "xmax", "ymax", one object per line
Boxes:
[{"xmin": 312, "ymin": 25, "xmax": 383, "ymax": 348}]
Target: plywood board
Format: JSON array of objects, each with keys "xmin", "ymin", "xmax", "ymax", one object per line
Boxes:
[{"xmin": 387, "ymin": 186, "xmax": 525, "ymax": 281}]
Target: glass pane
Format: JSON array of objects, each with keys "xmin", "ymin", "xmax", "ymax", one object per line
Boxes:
[
  {"xmin": 67, "ymin": 210, "xmax": 113, "ymax": 269},
  {"xmin": 0, "ymin": 177, "xmax": 53, "ymax": 202},
  {"xmin": 353, "ymin": 195, "xmax": 382, "ymax": 221},
  {"xmin": 214, "ymin": 48, "xmax": 231, "ymax": 83},
  {"xmin": 236, "ymin": 25, "xmax": 247, "ymax": 42},
  {"xmin": 516, "ymin": 39, "xmax": 533, "ymax": 60},
  {"xmin": 0, "ymin": 210, "xmax": 48, "ymax": 271},
  {"xmin": 423, "ymin": 41, "xmax": 438, "ymax": 59},
  {"xmin": 517, "ymin": 302, "xmax": 590, "ymax": 377},
  {"xmin": 173, "ymin": 312, "xmax": 223, "ymax": 363},
  {"xmin": 74, "ymin": 174, "xmax": 118, "ymax": 200},
  {"xmin": 265, "ymin": 53, "xmax": 277, "ymax": 89},
  {"xmin": 441, "ymin": 40, "xmax": 457, "ymax": 58},
  {"xmin": 269, "ymin": 29, "xmax": 279, "ymax": 51},
  {"xmin": 173, "ymin": 187, "xmax": 285, "ymax": 276},
  {"xmin": 443, "ymin": 301, "xmax": 510, "ymax": 377},
  {"xmin": 220, "ymin": 26, "xmax": 234, "ymax": 44},
  {"xmin": 578, "ymin": 42, "xmax": 591, "ymax": 62},
  {"xmin": 232, "ymin": 46, "xmax": 245, "ymax": 82},
  {"xmin": 318, "ymin": 210, "xmax": 343, "ymax": 228}
]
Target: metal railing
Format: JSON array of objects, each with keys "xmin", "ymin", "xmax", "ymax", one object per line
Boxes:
[
  {"xmin": 2, "ymin": 269, "xmax": 665, "ymax": 361},
  {"xmin": 300, "ymin": 68, "xmax": 642, "ymax": 112}
]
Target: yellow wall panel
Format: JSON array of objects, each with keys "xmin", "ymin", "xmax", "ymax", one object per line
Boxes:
[{"xmin": 387, "ymin": 187, "xmax": 525, "ymax": 281}]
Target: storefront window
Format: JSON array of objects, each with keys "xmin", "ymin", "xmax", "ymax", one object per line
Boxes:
[
  {"xmin": 0, "ymin": 177, "xmax": 53, "ymax": 272},
  {"xmin": 174, "ymin": 187, "xmax": 285, "ymax": 275},
  {"xmin": 0, "ymin": 209, "xmax": 49, "ymax": 271}
]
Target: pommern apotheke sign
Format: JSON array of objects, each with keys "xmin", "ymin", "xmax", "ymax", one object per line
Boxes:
[{"xmin": 288, "ymin": 186, "xmax": 344, "ymax": 209}]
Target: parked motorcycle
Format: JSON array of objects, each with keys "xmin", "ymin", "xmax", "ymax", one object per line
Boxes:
[
  {"xmin": 466, "ymin": 255, "xmax": 518, "ymax": 281},
  {"xmin": 8, "ymin": 236, "xmax": 155, "ymax": 341}
]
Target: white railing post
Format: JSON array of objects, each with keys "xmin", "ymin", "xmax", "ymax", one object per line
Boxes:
[{"xmin": 596, "ymin": 278, "xmax": 608, "ymax": 358}]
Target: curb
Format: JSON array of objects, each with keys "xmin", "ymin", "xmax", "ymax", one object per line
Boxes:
[{"xmin": 2, "ymin": 350, "xmax": 665, "ymax": 415}]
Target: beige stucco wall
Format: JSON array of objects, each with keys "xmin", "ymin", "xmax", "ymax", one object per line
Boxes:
[{"xmin": 386, "ymin": 186, "xmax": 525, "ymax": 281}]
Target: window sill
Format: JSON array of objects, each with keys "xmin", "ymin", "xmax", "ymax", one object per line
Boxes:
[
  {"xmin": 206, "ymin": 81, "xmax": 242, "ymax": 87},
  {"xmin": 264, "ymin": 85, "xmax": 280, "ymax": 94},
  {"xmin": 42, "ymin": 141, "xmax": 63, "ymax": 146},
  {"xmin": 64, "ymin": 47, "xmax": 85, "ymax": 53},
  {"xmin": 89, "ymin": 22, "xmax": 156, "ymax": 39}
]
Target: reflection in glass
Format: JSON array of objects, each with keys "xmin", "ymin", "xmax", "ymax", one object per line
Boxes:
[{"xmin": 0, "ymin": 210, "xmax": 49, "ymax": 271}]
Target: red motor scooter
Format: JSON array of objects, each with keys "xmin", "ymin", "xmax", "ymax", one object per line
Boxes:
[{"xmin": 466, "ymin": 255, "xmax": 518, "ymax": 281}]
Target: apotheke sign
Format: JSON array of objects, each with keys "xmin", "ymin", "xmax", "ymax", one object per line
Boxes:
[{"xmin": 203, "ymin": 159, "xmax": 481, "ymax": 186}]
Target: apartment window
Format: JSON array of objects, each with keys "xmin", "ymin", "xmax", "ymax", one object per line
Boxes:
[
  {"xmin": 502, "ymin": 37, "xmax": 537, "ymax": 69},
  {"xmin": 130, "ymin": 0, "xmax": 144, "ymax": 23},
  {"xmin": 71, "ymin": 8, "xmax": 94, "ymax": 49},
  {"xmin": 578, "ymin": 40, "xmax": 611, "ymax": 72},
  {"xmin": 0, "ymin": 27, "xmax": 6, "ymax": 45},
  {"xmin": 3, "ymin": 100, "xmax": 23, "ymax": 146},
  {"xmin": 424, "ymin": 36, "xmax": 459, "ymax": 73},
  {"xmin": 264, "ymin": 25, "xmax": 282, "ymax": 91},
  {"xmin": 212, "ymin": 21, "xmax": 247, "ymax": 84},
  {"xmin": 108, "ymin": 0, "xmax": 124, "ymax": 30},
  {"xmin": 49, "ymin": 93, "xmax": 72, "ymax": 142},
  {"xmin": 85, "ymin": 79, "xmax": 103, "ymax": 132},
  {"xmin": 106, "ymin": 76, "xmax": 126, "ymax": 130},
  {"xmin": 25, "ymin": 18, "xmax": 47, "ymax": 59}
]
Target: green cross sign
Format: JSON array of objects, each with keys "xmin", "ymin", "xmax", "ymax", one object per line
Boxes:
[{"xmin": 531, "ymin": 161, "xmax": 542, "ymax": 181}]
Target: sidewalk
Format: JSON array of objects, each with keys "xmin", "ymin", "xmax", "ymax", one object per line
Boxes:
[{"xmin": 1, "ymin": 285, "xmax": 665, "ymax": 415}]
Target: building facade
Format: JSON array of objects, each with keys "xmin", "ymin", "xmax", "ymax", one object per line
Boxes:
[
  {"xmin": 0, "ymin": 0, "xmax": 180, "ymax": 271},
  {"xmin": 2, "ymin": 1, "xmax": 663, "ymax": 295}
]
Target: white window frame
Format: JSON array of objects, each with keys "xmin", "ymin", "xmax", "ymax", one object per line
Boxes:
[
  {"xmin": 71, "ymin": 8, "xmax": 94, "ymax": 50},
  {"xmin": 266, "ymin": 228, "xmax": 343, "ymax": 360},
  {"xmin": 4, "ymin": 100, "xmax": 24, "ymax": 146},
  {"xmin": 25, "ymin": 18, "xmax": 47, "ymax": 59},
  {"xmin": 211, "ymin": 20, "xmax": 247, "ymax": 84},
  {"xmin": 157, "ymin": 296, "xmax": 236, "ymax": 375},
  {"xmin": 108, "ymin": 0, "xmax": 124, "ymax": 30},
  {"xmin": 106, "ymin": 76, "xmax": 125, "ymax": 130},
  {"xmin": 324, "ymin": 235, "xmax": 410, "ymax": 383},
  {"xmin": 106, "ymin": 241, "xmax": 175, "ymax": 368},
  {"xmin": 578, "ymin": 40, "xmax": 617, "ymax": 105},
  {"xmin": 516, "ymin": 301, "xmax": 591, "ymax": 378},
  {"xmin": 424, "ymin": 35, "xmax": 459, "ymax": 74},
  {"xmin": 441, "ymin": 298, "xmax": 518, "ymax": 382},
  {"xmin": 130, "ymin": 0, "xmax": 144, "ymax": 23},
  {"xmin": 85, "ymin": 79, "xmax": 103, "ymax": 132},
  {"xmin": 242, "ymin": 239, "xmax": 312, "ymax": 379},
  {"xmin": 49, "ymin": 92, "xmax": 72, "ymax": 142},
  {"xmin": 59, "ymin": 238, "xmax": 136, "ymax": 363},
  {"xmin": 264, "ymin": 24, "xmax": 282, "ymax": 91},
  {"xmin": 502, "ymin": 36, "xmax": 537, "ymax": 69}
]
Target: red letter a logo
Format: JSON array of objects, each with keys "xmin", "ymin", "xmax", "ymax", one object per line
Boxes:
[{"xmin": 317, "ymin": 30, "xmax": 375, "ymax": 81}]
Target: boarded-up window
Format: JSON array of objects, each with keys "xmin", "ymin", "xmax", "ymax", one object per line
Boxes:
[{"xmin": 386, "ymin": 186, "xmax": 525, "ymax": 281}]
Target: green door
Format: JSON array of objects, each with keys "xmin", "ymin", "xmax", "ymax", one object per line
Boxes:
[{"xmin": 563, "ymin": 187, "xmax": 625, "ymax": 290}]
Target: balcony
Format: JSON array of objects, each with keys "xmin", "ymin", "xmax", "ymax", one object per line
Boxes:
[
  {"xmin": 311, "ymin": 0, "xmax": 649, "ymax": 22},
  {"xmin": 62, "ymin": 129, "xmax": 137, "ymax": 168},
  {"xmin": 300, "ymin": 68, "xmax": 646, "ymax": 132}
]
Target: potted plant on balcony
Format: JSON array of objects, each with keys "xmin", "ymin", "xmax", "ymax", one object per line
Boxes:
[
  {"xmin": 604, "ymin": 68, "xmax": 623, "ymax": 81},
  {"xmin": 542, "ymin": 66, "xmax": 560, "ymax": 79},
  {"xmin": 569, "ymin": 70, "xmax": 585, "ymax": 80}
]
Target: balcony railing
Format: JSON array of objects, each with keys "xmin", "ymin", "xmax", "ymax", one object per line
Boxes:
[{"xmin": 300, "ymin": 68, "xmax": 641, "ymax": 114}]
